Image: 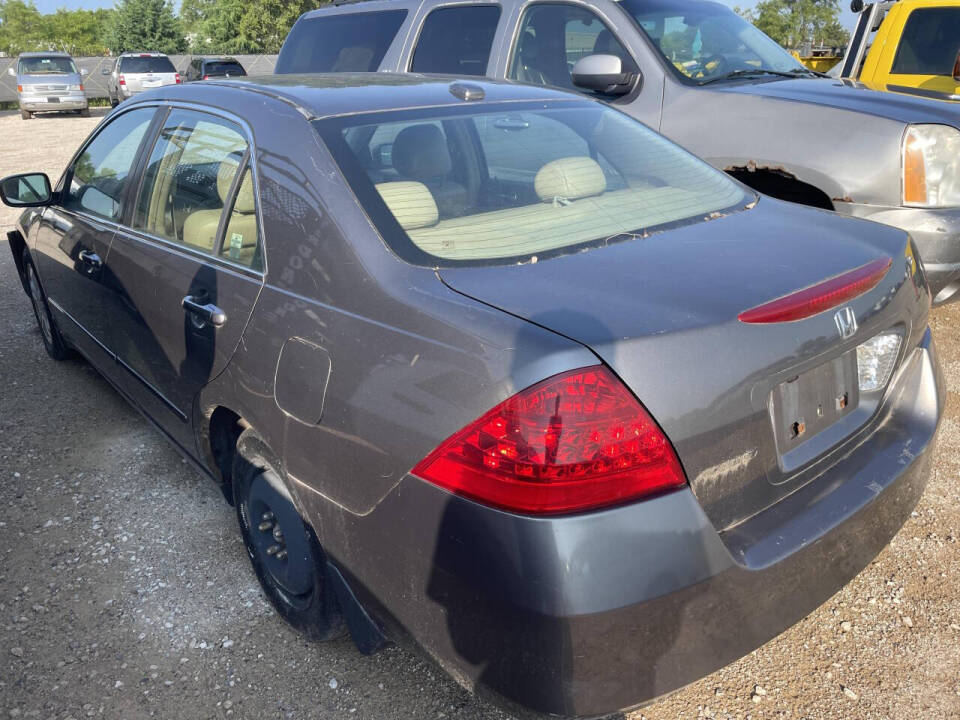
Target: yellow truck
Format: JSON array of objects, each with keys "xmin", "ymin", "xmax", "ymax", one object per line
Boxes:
[{"xmin": 840, "ymin": 0, "xmax": 960, "ymax": 101}]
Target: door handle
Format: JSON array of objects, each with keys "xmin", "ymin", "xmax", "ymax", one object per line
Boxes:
[
  {"xmin": 78, "ymin": 249, "xmax": 102, "ymax": 267},
  {"xmin": 182, "ymin": 295, "xmax": 227, "ymax": 327}
]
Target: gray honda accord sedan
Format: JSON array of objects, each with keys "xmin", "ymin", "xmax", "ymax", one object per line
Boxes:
[{"xmin": 0, "ymin": 75, "xmax": 945, "ymax": 718}]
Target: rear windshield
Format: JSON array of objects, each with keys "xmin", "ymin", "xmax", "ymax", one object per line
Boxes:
[
  {"xmin": 18, "ymin": 56, "xmax": 78, "ymax": 75},
  {"xmin": 120, "ymin": 56, "xmax": 176, "ymax": 74},
  {"xmin": 891, "ymin": 8, "xmax": 960, "ymax": 76},
  {"xmin": 315, "ymin": 101, "xmax": 752, "ymax": 266},
  {"xmin": 204, "ymin": 61, "xmax": 246, "ymax": 76},
  {"xmin": 275, "ymin": 10, "xmax": 407, "ymax": 73}
]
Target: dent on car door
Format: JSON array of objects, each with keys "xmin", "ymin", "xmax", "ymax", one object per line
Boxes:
[
  {"xmin": 102, "ymin": 107, "xmax": 264, "ymax": 446},
  {"xmin": 32, "ymin": 106, "xmax": 157, "ymax": 366}
]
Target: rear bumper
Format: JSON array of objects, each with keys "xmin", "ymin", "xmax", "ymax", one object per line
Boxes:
[
  {"xmin": 19, "ymin": 95, "xmax": 87, "ymax": 112},
  {"xmin": 834, "ymin": 202, "xmax": 960, "ymax": 305},
  {"xmin": 311, "ymin": 330, "xmax": 943, "ymax": 718}
]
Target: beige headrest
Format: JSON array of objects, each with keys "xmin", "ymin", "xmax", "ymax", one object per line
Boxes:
[
  {"xmin": 534, "ymin": 157, "xmax": 606, "ymax": 202},
  {"xmin": 375, "ymin": 181, "xmax": 439, "ymax": 231},
  {"xmin": 218, "ymin": 159, "xmax": 255, "ymax": 215}
]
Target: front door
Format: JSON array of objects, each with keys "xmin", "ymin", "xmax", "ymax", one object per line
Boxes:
[
  {"xmin": 102, "ymin": 107, "xmax": 264, "ymax": 447},
  {"xmin": 33, "ymin": 107, "xmax": 157, "ymax": 366}
]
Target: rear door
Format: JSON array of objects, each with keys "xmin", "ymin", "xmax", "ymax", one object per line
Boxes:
[
  {"xmin": 102, "ymin": 106, "xmax": 264, "ymax": 447},
  {"xmin": 32, "ymin": 106, "xmax": 158, "ymax": 368}
]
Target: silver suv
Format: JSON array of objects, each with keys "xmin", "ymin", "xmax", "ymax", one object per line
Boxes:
[
  {"xmin": 105, "ymin": 52, "xmax": 180, "ymax": 106},
  {"xmin": 8, "ymin": 52, "xmax": 89, "ymax": 120}
]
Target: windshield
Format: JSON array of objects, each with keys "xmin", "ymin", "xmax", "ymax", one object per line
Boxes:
[
  {"xmin": 204, "ymin": 61, "xmax": 246, "ymax": 76},
  {"xmin": 18, "ymin": 56, "xmax": 78, "ymax": 75},
  {"xmin": 120, "ymin": 56, "xmax": 176, "ymax": 74},
  {"xmin": 620, "ymin": 0, "xmax": 806, "ymax": 84},
  {"xmin": 316, "ymin": 101, "xmax": 751, "ymax": 266}
]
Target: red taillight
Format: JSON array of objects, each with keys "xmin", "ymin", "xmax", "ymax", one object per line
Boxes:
[
  {"xmin": 412, "ymin": 366, "xmax": 687, "ymax": 515},
  {"xmin": 202, "ymin": 74, "xmax": 210, "ymax": 80},
  {"xmin": 175, "ymin": 73, "xmax": 181, "ymax": 84},
  {"xmin": 738, "ymin": 257, "xmax": 893, "ymax": 324},
  {"xmin": 119, "ymin": 74, "xmax": 126, "ymax": 85},
  {"xmin": 17, "ymin": 84, "xmax": 22, "ymax": 92}
]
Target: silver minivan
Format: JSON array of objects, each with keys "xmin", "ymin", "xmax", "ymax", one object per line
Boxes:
[
  {"xmin": 9, "ymin": 52, "xmax": 89, "ymax": 120},
  {"xmin": 105, "ymin": 52, "xmax": 180, "ymax": 106}
]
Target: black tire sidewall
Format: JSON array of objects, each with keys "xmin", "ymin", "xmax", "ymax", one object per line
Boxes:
[
  {"xmin": 23, "ymin": 252, "xmax": 70, "ymax": 361},
  {"xmin": 232, "ymin": 428, "xmax": 343, "ymax": 641}
]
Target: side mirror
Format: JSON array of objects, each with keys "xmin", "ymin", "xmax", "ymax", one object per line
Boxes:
[
  {"xmin": 571, "ymin": 54, "xmax": 640, "ymax": 96},
  {"xmin": 0, "ymin": 173, "xmax": 52, "ymax": 208},
  {"xmin": 80, "ymin": 68, "xmax": 89, "ymax": 76},
  {"xmin": 954, "ymin": 49, "xmax": 960, "ymax": 82},
  {"xmin": 101, "ymin": 67, "xmax": 111, "ymax": 75},
  {"xmin": 850, "ymin": 0, "xmax": 864, "ymax": 12},
  {"xmin": 7, "ymin": 67, "xmax": 15, "ymax": 77}
]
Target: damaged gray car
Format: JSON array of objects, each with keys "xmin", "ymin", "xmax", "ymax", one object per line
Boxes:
[{"xmin": 1, "ymin": 75, "xmax": 945, "ymax": 718}]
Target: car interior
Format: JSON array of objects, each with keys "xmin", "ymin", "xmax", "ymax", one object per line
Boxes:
[{"xmin": 341, "ymin": 109, "xmax": 747, "ymax": 261}]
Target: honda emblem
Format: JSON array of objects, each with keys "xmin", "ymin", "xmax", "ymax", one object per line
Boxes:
[{"xmin": 834, "ymin": 306, "xmax": 857, "ymax": 339}]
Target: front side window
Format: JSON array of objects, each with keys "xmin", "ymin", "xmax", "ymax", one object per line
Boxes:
[
  {"xmin": 119, "ymin": 56, "xmax": 176, "ymax": 74},
  {"xmin": 411, "ymin": 5, "xmax": 502, "ymax": 76},
  {"xmin": 64, "ymin": 108, "xmax": 155, "ymax": 221},
  {"xmin": 18, "ymin": 56, "xmax": 78, "ymax": 75},
  {"xmin": 275, "ymin": 11, "xmax": 408, "ymax": 74},
  {"xmin": 318, "ymin": 101, "xmax": 751, "ymax": 265},
  {"xmin": 509, "ymin": 4, "xmax": 638, "ymax": 91},
  {"xmin": 891, "ymin": 9, "xmax": 960, "ymax": 76},
  {"xmin": 133, "ymin": 109, "xmax": 261, "ymax": 269},
  {"xmin": 620, "ymin": 0, "xmax": 806, "ymax": 83}
]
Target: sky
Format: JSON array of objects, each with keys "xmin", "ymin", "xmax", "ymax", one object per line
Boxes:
[{"xmin": 32, "ymin": 0, "xmax": 862, "ymax": 31}]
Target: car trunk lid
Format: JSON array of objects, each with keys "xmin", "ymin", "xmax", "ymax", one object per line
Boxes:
[{"xmin": 437, "ymin": 199, "xmax": 927, "ymax": 531}]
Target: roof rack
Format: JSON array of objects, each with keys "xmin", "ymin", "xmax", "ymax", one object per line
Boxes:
[{"xmin": 332, "ymin": 0, "xmax": 386, "ymax": 6}]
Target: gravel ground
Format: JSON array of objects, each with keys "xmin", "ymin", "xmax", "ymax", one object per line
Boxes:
[{"xmin": 0, "ymin": 108, "xmax": 958, "ymax": 720}]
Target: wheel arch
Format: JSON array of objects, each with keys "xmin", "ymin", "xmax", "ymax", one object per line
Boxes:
[{"xmin": 725, "ymin": 166, "xmax": 836, "ymax": 211}]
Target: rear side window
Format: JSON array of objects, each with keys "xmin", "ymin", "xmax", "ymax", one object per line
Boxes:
[
  {"xmin": 120, "ymin": 56, "xmax": 176, "ymax": 74},
  {"xmin": 410, "ymin": 5, "xmax": 501, "ymax": 76},
  {"xmin": 133, "ymin": 109, "xmax": 262, "ymax": 270},
  {"xmin": 891, "ymin": 8, "xmax": 960, "ymax": 75},
  {"xmin": 275, "ymin": 11, "xmax": 407, "ymax": 73}
]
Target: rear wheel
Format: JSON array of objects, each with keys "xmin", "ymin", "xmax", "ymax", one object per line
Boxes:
[
  {"xmin": 109, "ymin": 93, "xmax": 119, "ymax": 108},
  {"xmin": 79, "ymin": 108, "xmax": 91, "ymax": 117},
  {"xmin": 233, "ymin": 428, "xmax": 344, "ymax": 641},
  {"xmin": 20, "ymin": 109, "xmax": 32, "ymax": 120},
  {"xmin": 23, "ymin": 252, "xmax": 70, "ymax": 360}
]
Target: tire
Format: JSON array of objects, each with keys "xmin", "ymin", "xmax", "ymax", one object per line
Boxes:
[
  {"xmin": 80, "ymin": 108, "xmax": 91, "ymax": 117},
  {"xmin": 109, "ymin": 93, "xmax": 118, "ymax": 108},
  {"xmin": 20, "ymin": 108, "xmax": 32, "ymax": 120},
  {"xmin": 23, "ymin": 251, "xmax": 71, "ymax": 361},
  {"xmin": 233, "ymin": 427, "xmax": 344, "ymax": 641}
]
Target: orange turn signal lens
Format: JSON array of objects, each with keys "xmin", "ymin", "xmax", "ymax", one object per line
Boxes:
[{"xmin": 903, "ymin": 129, "xmax": 928, "ymax": 205}]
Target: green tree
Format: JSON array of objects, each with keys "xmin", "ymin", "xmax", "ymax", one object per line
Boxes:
[
  {"xmin": 183, "ymin": 0, "xmax": 320, "ymax": 54},
  {"xmin": 47, "ymin": 8, "xmax": 113, "ymax": 55},
  {"xmin": 0, "ymin": 0, "xmax": 46, "ymax": 55},
  {"xmin": 741, "ymin": 0, "xmax": 850, "ymax": 49},
  {"xmin": 107, "ymin": 0, "xmax": 185, "ymax": 55}
]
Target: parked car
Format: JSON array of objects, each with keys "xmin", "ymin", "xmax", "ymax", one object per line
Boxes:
[
  {"xmin": 276, "ymin": 0, "xmax": 960, "ymax": 306},
  {"xmin": 8, "ymin": 52, "xmax": 89, "ymax": 120},
  {"xmin": 1, "ymin": 75, "xmax": 943, "ymax": 718},
  {"xmin": 104, "ymin": 52, "xmax": 180, "ymax": 107},
  {"xmin": 842, "ymin": 0, "xmax": 960, "ymax": 101},
  {"xmin": 183, "ymin": 56, "xmax": 248, "ymax": 81}
]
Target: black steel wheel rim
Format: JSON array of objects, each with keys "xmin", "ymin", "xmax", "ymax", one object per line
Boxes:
[{"xmin": 243, "ymin": 471, "xmax": 314, "ymax": 597}]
